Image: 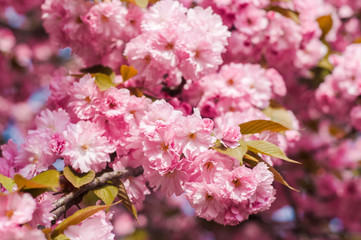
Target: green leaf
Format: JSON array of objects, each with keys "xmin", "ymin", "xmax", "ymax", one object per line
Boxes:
[
  {"xmin": 244, "ymin": 153, "xmax": 298, "ymax": 191},
  {"xmin": 317, "ymin": 15, "xmax": 333, "ymax": 39},
  {"xmin": 63, "ymin": 166, "xmax": 95, "ymax": 188},
  {"xmin": 94, "ymin": 73, "xmax": 117, "ymax": 91},
  {"xmin": 121, "ymin": 65, "xmax": 138, "ymax": 82},
  {"xmin": 118, "ymin": 181, "xmax": 138, "ymax": 221},
  {"xmin": 14, "ymin": 170, "xmax": 60, "ymax": 190},
  {"xmin": 134, "ymin": 0, "xmax": 149, "ymax": 8},
  {"xmin": 243, "ymin": 153, "xmax": 260, "ymax": 165},
  {"xmin": 317, "ymin": 56, "xmax": 333, "ymax": 72},
  {"xmin": 51, "ymin": 204, "xmax": 113, "ymax": 238},
  {"xmin": 123, "ymin": 230, "xmax": 149, "ymax": 240},
  {"xmin": 94, "ymin": 185, "xmax": 119, "ymax": 205},
  {"xmin": 212, "ymin": 140, "xmax": 247, "ymax": 165},
  {"xmin": 53, "ymin": 234, "xmax": 71, "ymax": 240},
  {"xmin": 239, "ymin": 120, "xmax": 290, "ymax": 135},
  {"xmin": 82, "ymin": 190, "xmax": 100, "ymax": 206},
  {"xmin": 262, "ymin": 104, "xmax": 294, "ymax": 130},
  {"xmin": 268, "ymin": 6, "xmax": 300, "ymax": 24},
  {"xmin": 245, "ymin": 140, "xmax": 300, "ymax": 164},
  {"xmin": 0, "ymin": 174, "xmax": 15, "ymax": 192}
]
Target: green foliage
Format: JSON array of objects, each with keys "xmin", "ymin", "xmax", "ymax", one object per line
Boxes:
[
  {"xmin": 14, "ymin": 170, "xmax": 60, "ymax": 191},
  {"xmin": 239, "ymin": 120, "xmax": 290, "ymax": 135},
  {"xmin": 94, "ymin": 184, "xmax": 119, "ymax": 205},
  {"xmin": 63, "ymin": 166, "xmax": 95, "ymax": 188},
  {"xmin": 212, "ymin": 140, "xmax": 247, "ymax": 165},
  {"xmin": 53, "ymin": 234, "xmax": 70, "ymax": 240},
  {"xmin": 0, "ymin": 174, "xmax": 15, "ymax": 192},
  {"xmin": 134, "ymin": 0, "xmax": 149, "ymax": 8},
  {"xmin": 214, "ymin": 118, "xmax": 299, "ymax": 191},
  {"xmin": 94, "ymin": 73, "xmax": 117, "ymax": 91},
  {"xmin": 118, "ymin": 180, "xmax": 138, "ymax": 221},
  {"xmin": 80, "ymin": 64, "xmax": 118, "ymax": 91},
  {"xmin": 262, "ymin": 103, "xmax": 294, "ymax": 129},
  {"xmin": 82, "ymin": 190, "xmax": 100, "ymax": 206},
  {"xmin": 123, "ymin": 230, "xmax": 149, "ymax": 240},
  {"xmin": 245, "ymin": 140, "xmax": 300, "ymax": 164}
]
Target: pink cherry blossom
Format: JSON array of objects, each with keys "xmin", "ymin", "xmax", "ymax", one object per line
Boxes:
[
  {"xmin": 68, "ymin": 74, "xmax": 100, "ymax": 120},
  {"xmin": 0, "ymin": 192, "xmax": 36, "ymax": 228},
  {"xmin": 64, "ymin": 211, "xmax": 114, "ymax": 240},
  {"xmin": 62, "ymin": 121, "xmax": 116, "ymax": 173}
]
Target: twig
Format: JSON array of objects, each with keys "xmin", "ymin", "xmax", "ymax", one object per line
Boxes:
[{"xmin": 51, "ymin": 166, "xmax": 143, "ymax": 224}]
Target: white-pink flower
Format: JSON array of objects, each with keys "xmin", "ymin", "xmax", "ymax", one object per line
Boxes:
[
  {"xmin": 34, "ymin": 108, "xmax": 70, "ymax": 133},
  {"xmin": 0, "ymin": 192, "xmax": 36, "ymax": 228},
  {"xmin": 100, "ymin": 88, "xmax": 130, "ymax": 118},
  {"xmin": 68, "ymin": 74, "xmax": 100, "ymax": 120},
  {"xmin": 29, "ymin": 192, "xmax": 55, "ymax": 228},
  {"xmin": 248, "ymin": 162, "xmax": 276, "ymax": 214},
  {"xmin": 0, "ymin": 225, "xmax": 46, "ymax": 240},
  {"xmin": 62, "ymin": 121, "xmax": 116, "ymax": 173},
  {"xmin": 84, "ymin": 1, "xmax": 127, "ymax": 38},
  {"xmin": 184, "ymin": 182, "xmax": 227, "ymax": 222},
  {"xmin": 64, "ymin": 211, "xmax": 114, "ymax": 240}
]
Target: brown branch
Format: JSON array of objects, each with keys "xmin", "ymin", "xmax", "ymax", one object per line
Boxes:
[{"xmin": 51, "ymin": 166, "xmax": 143, "ymax": 224}]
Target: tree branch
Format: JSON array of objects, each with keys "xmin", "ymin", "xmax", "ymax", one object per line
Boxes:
[{"xmin": 51, "ymin": 166, "xmax": 143, "ymax": 224}]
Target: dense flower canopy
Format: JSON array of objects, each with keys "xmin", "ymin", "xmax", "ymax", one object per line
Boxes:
[{"xmin": 1, "ymin": 0, "xmax": 361, "ymax": 239}]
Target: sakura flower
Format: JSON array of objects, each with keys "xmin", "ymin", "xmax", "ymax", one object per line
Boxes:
[
  {"xmin": 28, "ymin": 192, "xmax": 55, "ymax": 228},
  {"xmin": 145, "ymin": 167, "xmax": 189, "ymax": 197},
  {"xmin": 0, "ymin": 139, "xmax": 18, "ymax": 178},
  {"xmin": 15, "ymin": 132, "xmax": 57, "ymax": 178},
  {"xmin": 0, "ymin": 226, "xmax": 46, "ymax": 240},
  {"xmin": 141, "ymin": 0, "xmax": 188, "ymax": 32},
  {"xmin": 0, "ymin": 192, "xmax": 36, "ymax": 228},
  {"xmin": 219, "ymin": 126, "xmax": 242, "ymax": 149},
  {"xmin": 351, "ymin": 106, "xmax": 361, "ymax": 131},
  {"xmin": 64, "ymin": 211, "xmax": 114, "ymax": 240},
  {"xmin": 149, "ymin": 27, "xmax": 188, "ymax": 69},
  {"xmin": 234, "ymin": 5, "xmax": 268, "ymax": 35},
  {"xmin": 84, "ymin": 1, "xmax": 127, "ymax": 39},
  {"xmin": 173, "ymin": 109, "xmax": 216, "ymax": 159},
  {"xmin": 50, "ymin": 133, "xmax": 66, "ymax": 154},
  {"xmin": 68, "ymin": 74, "xmax": 100, "ymax": 120},
  {"xmin": 184, "ymin": 182, "xmax": 227, "ymax": 222},
  {"xmin": 189, "ymin": 149, "xmax": 235, "ymax": 183},
  {"xmin": 214, "ymin": 114, "xmax": 243, "ymax": 148},
  {"xmin": 100, "ymin": 88, "xmax": 130, "ymax": 118},
  {"xmin": 142, "ymin": 125, "xmax": 182, "ymax": 174},
  {"xmin": 248, "ymin": 162, "xmax": 276, "ymax": 214},
  {"xmin": 224, "ymin": 166, "xmax": 257, "ymax": 202},
  {"xmin": 187, "ymin": 6, "xmax": 230, "ymax": 53},
  {"xmin": 124, "ymin": 35, "xmax": 165, "ymax": 85},
  {"xmin": 34, "ymin": 108, "xmax": 70, "ymax": 133},
  {"xmin": 62, "ymin": 121, "xmax": 116, "ymax": 173},
  {"xmin": 140, "ymin": 100, "xmax": 183, "ymax": 135}
]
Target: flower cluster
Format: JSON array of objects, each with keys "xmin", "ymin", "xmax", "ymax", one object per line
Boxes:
[
  {"xmin": 316, "ymin": 44, "xmax": 361, "ymax": 130},
  {"xmin": 0, "ymin": 192, "xmax": 54, "ymax": 239},
  {"xmin": 8, "ymin": 0, "xmax": 361, "ymax": 238},
  {"xmin": 124, "ymin": 0, "xmax": 230, "ymax": 91},
  {"xmin": 42, "ymin": 0, "xmax": 143, "ymax": 69}
]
